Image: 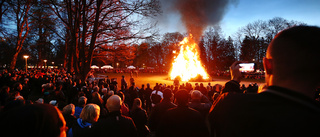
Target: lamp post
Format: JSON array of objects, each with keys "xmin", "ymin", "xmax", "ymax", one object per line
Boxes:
[
  {"xmin": 23, "ymin": 55, "xmax": 29, "ymax": 72},
  {"xmin": 44, "ymin": 60, "xmax": 47, "ymax": 69}
]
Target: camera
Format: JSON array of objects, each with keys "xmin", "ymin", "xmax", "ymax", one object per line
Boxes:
[{"xmin": 239, "ymin": 63, "xmax": 255, "ymax": 72}]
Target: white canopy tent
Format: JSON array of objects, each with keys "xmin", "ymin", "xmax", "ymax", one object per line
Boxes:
[
  {"xmin": 127, "ymin": 65, "xmax": 136, "ymax": 69},
  {"xmin": 90, "ymin": 65, "xmax": 99, "ymax": 69},
  {"xmin": 101, "ymin": 65, "xmax": 114, "ymax": 69}
]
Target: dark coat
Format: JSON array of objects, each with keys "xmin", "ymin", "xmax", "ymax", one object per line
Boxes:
[
  {"xmin": 130, "ymin": 107, "xmax": 149, "ymax": 137},
  {"xmin": 69, "ymin": 118, "xmax": 94, "ymax": 137},
  {"xmin": 156, "ymin": 105, "xmax": 209, "ymax": 137},
  {"xmin": 209, "ymin": 84, "xmax": 320, "ymax": 137},
  {"xmin": 63, "ymin": 114, "xmax": 76, "ymax": 129},
  {"xmin": 148, "ymin": 99, "xmax": 176, "ymax": 131},
  {"xmin": 188, "ymin": 96, "xmax": 212, "ymax": 118},
  {"xmin": 92, "ymin": 111, "xmax": 138, "ymax": 137}
]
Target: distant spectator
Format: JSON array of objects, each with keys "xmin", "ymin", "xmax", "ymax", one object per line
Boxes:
[
  {"xmin": 144, "ymin": 83, "xmax": 153, "ymax": 112},
  {"xmin": 128, "ymin": 82, "xmax": 138, "ymax": 109},
  {"xmin": 149, "ymin": 88, "xmax": 176, "ymax": 132},
  {"xmin": 150, "ymin": 90, "xmax": 163, "ymax": 107},
  {"xmin": 121, "ymin": 75, "xmax": 127, "ymax": 91},
  {"xmin": 117, "ymin": 91, "xmax": 130, "ymax": 116},
  {"xmin": 139, "ymin": 84, "xmax": 145, "ymax": 109},
  {"xmin": 74, "ymin": 96, "xmax": 87, "ymax": 118},
  {"xmin": 188, "ymin": 90, "xmax": 211, "ymax": 117},
  {"xmin": 130, "ymin": 98, "xmax": 149, "ymax": 137},
  {"xmin": 62, "ymin": 104, "xmax": 77, "ymax": 130}
]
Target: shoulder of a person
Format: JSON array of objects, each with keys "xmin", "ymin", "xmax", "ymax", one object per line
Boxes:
[{"xmin": 213, "ymin": 92, "xmax": 262, "ymax": 108}]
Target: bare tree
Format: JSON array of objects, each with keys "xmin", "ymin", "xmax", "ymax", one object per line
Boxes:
[
  {"xmin": 7, "ymin": 0, "xmax": 32, "ymax": 71},
  {"xmin": 49, "ymin": 0, "xmax": 160, "ymax": 81},
  {"xmin": 0, "ymin": 0, "xmax": 9, "ymax": 23}
]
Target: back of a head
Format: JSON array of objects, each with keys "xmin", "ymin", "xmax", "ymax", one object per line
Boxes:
[
  {"xmin": 108, "ymin": 90, "xmax": 114, "ymax": 96},
  {"xmin": 78, "ymin": 96, "xmax": 87, "ymax": 107},
  {"xmin": 101, "ymin": 88, "xmax": 108, "ymax": 94},
  {"xmin": 191, "ymin": 90, "xmax": 202, "ymax": 100},
  {"xmin": 132, "ymin": 98, "xmax": 142, "ymax": 109},
  {"xmin": 162, "ymin": 88, "xmax": 173, "ymax": 100},
  {"xmin": 106, "ymin": 95, "xmax": 122, "ymax": 112},
  {"xmin": 0, "ymin": 104, "xmax": 66, "ymax": 137},
  {"xmin": 80, "ymin": 103, "xmax": 100, "ymax": 123},
  {"xmin": 63, "ymin": 103, "xmax": 75, "ymax": 115},
  {"xmin": 269, "ymin": 26, "xmax": 320, "ymax": 82},
  {"xmin": 175, "ymin": 89, "xmax": 189, "ymax": 106},
  {"xmin": 93, "ymin": 86, "xmax": 99, "ymax": 92}
]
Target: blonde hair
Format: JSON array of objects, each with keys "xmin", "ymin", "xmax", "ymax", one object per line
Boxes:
[
  {"xmin": 80, "ymin": 103, "xmax": 100, "ymax": 123},
  {"xmin": 62, "ymin": 104, "xmax": 75, "ymax": 115}
]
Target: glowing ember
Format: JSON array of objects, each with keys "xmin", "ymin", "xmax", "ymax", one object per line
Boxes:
[{"xmin": 169, "ymin": 34, "xmax": 209, "ymax": 81}]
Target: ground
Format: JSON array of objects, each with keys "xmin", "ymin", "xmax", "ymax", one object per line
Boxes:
[{"xmin": 95, "ymin": 72, "xmax": 265, "ymax": 89}]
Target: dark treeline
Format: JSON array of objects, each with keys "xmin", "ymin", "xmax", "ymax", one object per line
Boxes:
[{"xmin": 0, "ymin": 0, "xmax": 305, "ymax": 81}]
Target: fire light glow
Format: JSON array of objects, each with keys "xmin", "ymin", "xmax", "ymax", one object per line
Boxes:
[{"xmin": 169, "ymin": 34, "xmax": 209, "ymax": 81}]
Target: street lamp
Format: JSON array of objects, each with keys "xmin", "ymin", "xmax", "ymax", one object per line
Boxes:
[
  {"xmin": 44, "ymin": 60, "xmax": 47, "ymax": 69},
  {"xmin": 23, "ymin": 55, "xmax": 29, "ymax": 72},
  {"xmin": 116, "ymin": 62, "xmax": 119, "ymax": 68}
]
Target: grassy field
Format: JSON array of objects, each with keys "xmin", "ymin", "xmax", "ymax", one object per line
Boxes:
[{"xmin": 95, "ymin": 72, "xmax": 266, "ymax": 88}]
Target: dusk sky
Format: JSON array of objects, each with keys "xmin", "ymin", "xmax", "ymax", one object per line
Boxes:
[{"xmin": 156, "ymin": 0, "xmax": 320, "ymax": 38}]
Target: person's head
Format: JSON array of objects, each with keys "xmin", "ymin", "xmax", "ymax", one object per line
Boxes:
[
  {"xmin": 132, "ymin": 98, "xmax": 142, "ymax": 110},
  {"xmin": 101, "ymin": 88, "xmax": 108, "ymax": 94},
  {"xmin": 93, "ymin": 86, "xmax": 99, "ymax": 92},
  {"xmin": 91, "ymin": 92, "xmax": 103, "ymax": 105},
  {"xmin": 175, "ymin": 89, "xmax": 189, "ymax": 106},
  {"xmin": 0, "ymin": 104, "xmax": 67, "ymax": 137},
  {"xmin": 13, "ymin": 82, "xmax": 23, "ymax": 91},
  {"xmin": 78, "ymin": 96, "xmax": 87, "ymax": 107},
  {"xmin": 191, "ymin": 90, "xmax": 202, "ymax": 101},
  {"xmin": 162, "ymin": 88, "xmax": 173, "ymax": 100},
  {"xmin": 1, "ymin": 86, "xmax": 10, "ymax": 93},
  {"xmin": 62, "ymin": 104, "xmax": 75, "ymax": 116},
  {"xmin": 80, "ymin": 103, "xmax": 100, "ymax": 123},
  {"xmin": 106, "ymin": 95, "xmax": 122, "ymax": 112},
  {"xmin": 264, "ymin": 26, "xmax": 320, "ymax": 94}
]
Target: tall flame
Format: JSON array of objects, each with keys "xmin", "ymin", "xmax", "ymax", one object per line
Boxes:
[{"xmin": 169, "ymin": 34, "xmax": 209, "ymax": 81}]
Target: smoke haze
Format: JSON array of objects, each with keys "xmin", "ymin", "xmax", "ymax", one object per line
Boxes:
[{"xmin": 158, "ymin": 0, "xmax": 238, "ymax": 41}]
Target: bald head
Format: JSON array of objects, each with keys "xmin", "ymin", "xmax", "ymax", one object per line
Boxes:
[
  {"xmin": 106, "ymin": 95, "xmax": 122, "ymax": 112},
  {"xmin": 266, "ymin": 26, "xmax": 320, "ymax": 85},
  {"xmin": 191, "ymin": 90, "xmax": 202, "ymax": 100}
]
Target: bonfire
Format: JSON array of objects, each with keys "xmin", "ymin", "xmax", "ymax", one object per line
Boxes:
[{"xmin": 169, "ymin": 34, "xmax": 209, "ymax": 82}]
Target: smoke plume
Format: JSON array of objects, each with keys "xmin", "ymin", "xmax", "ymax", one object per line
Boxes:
[{"xmin": 159, "ymin": 0, "xmax": 237, "ymax": 41}]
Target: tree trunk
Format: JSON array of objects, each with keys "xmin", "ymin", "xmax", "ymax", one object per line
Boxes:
[
  {"xmin": 8, "ymin": 0, "xmax": 31, "ymax": 71},
  {"xmin": 9, "ymin": 52, "xmax": 19, "ymax": 71},
  {"xmin": 63, "ymin": 39, "xmax": 68, "ymax": 68}
]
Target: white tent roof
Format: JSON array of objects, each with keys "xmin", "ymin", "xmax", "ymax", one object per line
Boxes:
[
  {"xmin": 101, "ymin": 65, "xmax": 113, "ymax": 69},
  {"xmin": 91, "ymin": 65, "xmax": 99, "ymax": 69},
  {"xmin": 127, "ymin": 65, "xmax": 136, "ymax": 69}
]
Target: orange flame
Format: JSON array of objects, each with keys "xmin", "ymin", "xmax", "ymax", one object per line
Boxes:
[{"xmin": 169, "ymin": 34, "xmax": 209, "ymax": 81}]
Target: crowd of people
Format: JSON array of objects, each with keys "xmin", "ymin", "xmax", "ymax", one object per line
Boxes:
[{"xmin": 0, "ymin": 26, "xmax": 320, "ymax": 137}]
